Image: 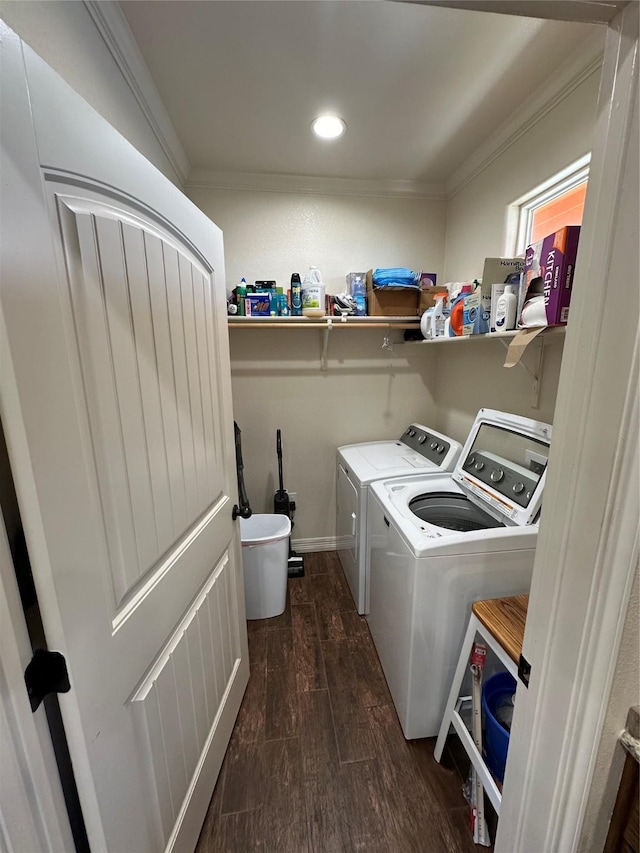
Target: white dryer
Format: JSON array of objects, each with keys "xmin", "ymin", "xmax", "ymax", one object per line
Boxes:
[
  {"xmin": 336, "ymin": 425, "xmax": 461, "ymax": 614},
  {"xmin": 366, "ymin": 409, "xmax": 552, "ymax": 739}
]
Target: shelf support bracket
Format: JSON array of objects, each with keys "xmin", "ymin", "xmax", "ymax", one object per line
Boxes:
[
  {"xmin": 321, "ymin": 318, "xmax": 333, "ymax": 371},
  {"xmin": 500, "ymin": 336, "xmax": 544, "ymax": 409}
]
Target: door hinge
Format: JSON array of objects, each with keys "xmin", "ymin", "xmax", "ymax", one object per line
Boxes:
[
  {"xmin": 518, "ymin": 653, "xmax": 531, "ymax": 688},
  {"xmin": 24, "ymin": 648, "xmax": 71, "ymax": 712}
]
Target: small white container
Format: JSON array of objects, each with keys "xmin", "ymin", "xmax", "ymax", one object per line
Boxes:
[
  {"xmin": 240, "ymin": 514, "xmax": 291, "ymax": 619},
  {"xmin": 494, "ymin": 284, "xmax": 517, "ymax": 332}
]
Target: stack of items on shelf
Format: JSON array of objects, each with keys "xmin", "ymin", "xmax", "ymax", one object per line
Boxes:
[
  {"xmin": 418, "ymin": 225, "xmax": 581, "ymax": 340},
  {"xmin": 229, "ymin": 265, "xmax": 446, "ymax": 319}
]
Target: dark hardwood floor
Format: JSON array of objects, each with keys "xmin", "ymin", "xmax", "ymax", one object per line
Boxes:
[{"xmin": 197, "ymin": 551, "xmax": 488, "ymax": 852}]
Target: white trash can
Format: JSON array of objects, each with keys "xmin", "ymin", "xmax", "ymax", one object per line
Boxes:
[{"xmin": 240, "ymin": 514, "xmax": 292, "ymax": 620}]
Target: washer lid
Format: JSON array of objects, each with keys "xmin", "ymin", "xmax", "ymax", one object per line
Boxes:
[
  {"xmin": 452, "ymin": 409, "xmax": 552, "ymax": 527},
  {"xmin": 338, "ymin": 424, "xmax": 462, "ymax": 485}
]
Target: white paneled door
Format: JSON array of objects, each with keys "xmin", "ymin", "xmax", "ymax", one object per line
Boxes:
[{"xmin": 0, "ymin": 24, "xmax": 248, "ymax": 853}]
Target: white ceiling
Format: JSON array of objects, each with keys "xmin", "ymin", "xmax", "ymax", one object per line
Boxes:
[{"xmin": 120, "ymin": 1, "xmax": 602, "ymax": 187}]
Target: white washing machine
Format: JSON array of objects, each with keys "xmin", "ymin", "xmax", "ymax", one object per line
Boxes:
[
  {"xmin": 366, "ymin": 409, "xmax": 552, "ymax": 739},
  {"xmin": 336, "ymin": 425, "xmax": 461, "ymax": 614}
]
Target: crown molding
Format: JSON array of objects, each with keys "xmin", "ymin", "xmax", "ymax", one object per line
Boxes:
[
  {"xmin": 83, "ymin": 0, "xmax": 190, "ymax": 185},
  {"xmin": 445, "ymin": 30, "xmax": 605, "ymax": 199},
  {"xmin": 186, "ymin": 169, "xmax": 447, "ymax": 201}
]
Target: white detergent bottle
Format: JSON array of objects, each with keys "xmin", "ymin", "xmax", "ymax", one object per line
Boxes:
[
  {"xmin": 430, "ymin": 295, "xmax": 447, "ymax": 338},
  {"xmin": 494, "ymin": 284, "xmax": 517, "ymax": 332}
]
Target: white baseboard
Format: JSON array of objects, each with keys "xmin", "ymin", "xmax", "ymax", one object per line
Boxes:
[{"xmin": 292, "ymin": 536, "xmax": 346, "ymax": 553}]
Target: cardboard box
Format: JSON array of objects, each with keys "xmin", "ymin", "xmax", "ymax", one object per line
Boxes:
[
  {"xmin": 522, "ymin": 226, "xmax": 580, "ymax": 326},
  {"xmin": 365, "ymin": 270, "xmax": 420, "ymax": 316},
  {"xmin": 418, "ymin": 286, "xmax": 448, "ymax": 315}
]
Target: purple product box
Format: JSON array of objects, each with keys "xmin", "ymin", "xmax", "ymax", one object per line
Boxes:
[{"xmin": 523, "ymin": 225, "xmax": 580, "ymax": 326}]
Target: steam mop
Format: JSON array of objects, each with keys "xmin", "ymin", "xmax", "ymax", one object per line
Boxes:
[{"xmin": 274, "ymin": 429, "xmax": 304, "ymax": 577}]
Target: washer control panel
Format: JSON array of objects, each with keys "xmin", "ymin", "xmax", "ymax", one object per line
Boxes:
[
  {"xmin": 400, "ymin": 425, "xmax": 451, "ymax": 466},
  {"xmin": 463, "ymin": 452, "xmax": 538, "ymax": 508}
]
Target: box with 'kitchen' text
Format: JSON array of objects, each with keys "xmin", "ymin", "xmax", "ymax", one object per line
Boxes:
[{"xmin": 523, "ymin": 226, "xmax": 581, "ymax": 326}]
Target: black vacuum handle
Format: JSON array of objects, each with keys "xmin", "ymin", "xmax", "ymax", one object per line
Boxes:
[
  {"xmin": 277, "ymin": 429, "xmax": 284, "ymax": 492},
  {"xmin": 233, "ymin": 422, "xmax": 252, "ymax": 519}
]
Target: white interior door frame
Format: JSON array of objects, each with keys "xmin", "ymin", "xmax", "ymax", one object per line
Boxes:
[
  {"xmin": 496, "ymin": 3, "xmax": 639, "ymax": 852},
  {"xmin": 0, "ymin": 473, "xmax": 74, "ymax": 853}
]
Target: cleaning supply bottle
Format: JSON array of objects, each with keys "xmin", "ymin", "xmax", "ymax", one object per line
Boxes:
[
  {"xmin": 430, "ymin": 294, "xmax": 447, "ymax": 338},
  {"xmin": 448, "ymin": 284, "xmax": 473, "ymax": 336},
  {"xmin": 236, "ymin": 278, "xmax": 247, "ymax": 316},
  {"xmin": 352, "ymin": 275, "xmax": 367, "ymax": 316},
  {"xmin": 495, "ymin": 284, "xmax": 517, "ymax": 332},
  {"xmin": 290, "ymin": 273, "xmax": 302, "ymax": 316}
]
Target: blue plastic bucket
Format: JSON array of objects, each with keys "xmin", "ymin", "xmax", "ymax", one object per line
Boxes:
[{"xmin": 482, "ymin": 672, "xmax": 516, "ymax": 783}]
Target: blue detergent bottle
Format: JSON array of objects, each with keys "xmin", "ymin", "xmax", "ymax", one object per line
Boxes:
[{"xmin": 352, "ymin": 275, "xmax": 367, "ymax": 316}]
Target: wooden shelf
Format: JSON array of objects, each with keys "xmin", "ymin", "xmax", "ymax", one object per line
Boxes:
[
  {"xmin": 227, "ymin": 315, "xmax": 420, "ymax": 329},
  {"xmin": 396, "ymin": 325, "xmax": 566, "ymax": 346}
]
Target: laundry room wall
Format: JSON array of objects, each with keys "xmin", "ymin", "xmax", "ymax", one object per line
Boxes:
[
  {"xmin": 434, "ymin": 47, "xmax": 604, "ymax": 443},
  {"xmin": 187, "ymin": 186, "xmax": 446, "ymax": 545},
  {"xmin": 0, "ymin": 1, "xmax": 183, "ymax": 187}
]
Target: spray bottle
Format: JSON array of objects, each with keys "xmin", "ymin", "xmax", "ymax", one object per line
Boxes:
[{"xmin": 290, "ymin": 273, "xmax": 302, "ymax": 316}]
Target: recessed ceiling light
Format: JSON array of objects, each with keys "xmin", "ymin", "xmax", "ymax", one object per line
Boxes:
[{"xmin": 311, "ymin": 115, "xmax": 346, "ymax": 140}]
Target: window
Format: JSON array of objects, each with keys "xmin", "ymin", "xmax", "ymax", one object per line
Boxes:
[{"xmin": 505, "ymin": 154, "xmax": 590, "ymax": 255}]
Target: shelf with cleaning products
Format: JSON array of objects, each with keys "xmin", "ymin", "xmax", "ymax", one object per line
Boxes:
[
  {"xmin": 395, "ymin": 324, "xmax": 566, "ymax": 345},
  {"xmin": 227, "ymin": 314, "xmax": 420, "ymax": 329},
  {"xmin": 228, "ymin": 314, "xmax": 421, "ymax": 370},
  {"xmin": 227, "ymin": 316, "xmax": 565, "ymax": 388}
]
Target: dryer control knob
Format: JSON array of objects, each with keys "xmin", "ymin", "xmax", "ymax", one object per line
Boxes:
[
  {"xmin": 437, "ymin": 444, "xmax": 445, "ymax": 454},
  {"xmin": 418, "ymin": 435, "xmax": 427, "ymax": 444},
  {"xmin": 467, "ymin": 455, "xmax": 476, "ymax": 466},
  {"xmin": 409, "ymin": 429, "xmax": 416, "ymax": 437},
  {"xmin": 474, "ymin": 461, "xmax": 485, "ymax": 471},
  {"xmin": 430, "ymin": 440, "xmax": 438, "ymax": 450},
  {"xmin": 405, "ymin": 428, "xmax": 412, "ymax": 436},
  {"xmin": 491, "ymin": 468, "xmax": 505, "ymax": 483},
  {"xmin": 513, "ymin": 482, "xmax": 525, "ymax": 495}
]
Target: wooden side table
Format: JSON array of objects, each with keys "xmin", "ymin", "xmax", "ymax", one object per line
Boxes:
[{"xmin": 433, "ymin": 594, "xmax": 529, "ymax": 815}]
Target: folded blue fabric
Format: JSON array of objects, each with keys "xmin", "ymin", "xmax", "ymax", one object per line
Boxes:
[{"xmin": 372, "ymin": 268, "xmax": 420, "ymax": 288}]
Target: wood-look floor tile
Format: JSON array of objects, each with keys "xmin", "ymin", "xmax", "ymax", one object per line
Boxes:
[
  {"xmin": 364, "ymin": 703, "xmax": 458, "ymax": 850},
  {"xmin": 266, "ymin": 627, "xmax": 294, "ymax": 671},
  {"xmin": 348, "ymin": 633, "xmax": 392, "ymax": 708},
  {"xmin": 338, "ymin": 758, "xmax": 398, "ymax": 853},
  {"xmin": 262, "ymin": 738, "xmax": 309, "ymax": 853},
  {"xmin": 303, "ymin": 775, "xmax": 347, "ymax": 853},
  {"xmin": 289, "ymin": 573, "xmax": 312, "ymax": 605},
  {"xmin": 312, "ymin": 574, "xmax": 347, "ymax": 641},
  {"xmin": 265, "ymin": 663, "xmax": 300, "ymax": 740},
  {"xmin": 341, "ymin": 609, "xmax": 369, "ymax": 638},
  {"xmin": 197, "ymin": 808, "xmax": 266, "ymax": 853},
  {"xmin": 429, "ymin": 806, "xmax": 484, "ymax": 853},
  {"xmin": 292, "ymin": 603, "xmax": 326, "ymax": 692},
  {"xmin": 196, "ymin": 764, "xmax": 225, "ymax": 852},
  {"xmin": 198, "ymin": 551, "xmax": 486, "ymax": 853},
  {"xmin": 331, "ymin": 565, "xmax": 358, "ymax": 612},
  {"xmin": 247, "ymin": 626, "xmax": 267, "ymax": 665},
  {"xmin": 302, "ymin": 552, "xmax": 327, "ymax": 575},
  {"xmin": 408, "ymin": 736, "xmax": 472, "ymax": 813},
  {"xmin": 322, "ymin": 639, "xmax": 375, "ymax": 763},
  {"xmin": 298, "ymin": 689, "xmax": 339, "ymax": 779},
  {"xmin": 324, "ymin": 550, "xmax": 344, "ymax": 575},
  {"xmin": 220, "ymin": 740, "xmax": 264, "ymax": 814},
  {"xmin": 231, "ymin": 663, "xmax": 266, "ymax": 745}
]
